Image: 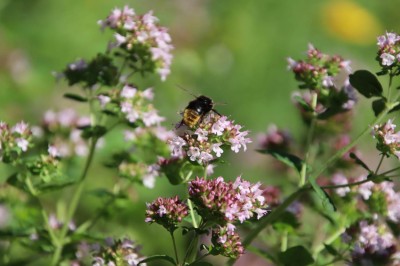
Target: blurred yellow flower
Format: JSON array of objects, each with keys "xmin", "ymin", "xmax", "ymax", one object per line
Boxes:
[{"xmin": 321, "ymin": 0, "xmax": 382, "ymax": 45}]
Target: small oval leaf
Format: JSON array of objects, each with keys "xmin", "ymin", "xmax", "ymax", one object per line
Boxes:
[
  {"xmin": 278, "ymin": 245, "xmax": 315, "ymax": 266},
  {"xmin": 63, "ymin": 93, "xmax": 88, "ymax": 102},
  {"xmin": 138, "ymin": 255, "xmax": 176, "ymax": 266},
  {"xmin": 372, "ymin": 98, "xmax": 386, "ymax": 117},
  {"xmin": 349, "ymin": 70, "xmax": 383, "ymax": 98},
  {"xmin": 257, "ymin": 150, "xmax": 304, "ymax": 173}
]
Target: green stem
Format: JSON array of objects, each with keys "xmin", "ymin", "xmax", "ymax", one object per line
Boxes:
[
  {"xmin": 321, "ymin": 171, "xmax": 400, "ymax": 190},
  {"xmin": 300, "ymin": 113, "xmax": 317, "ymax": 186},
  {"xmin": 387, "ymin": 70, "xmax": 394, "ymax": 102},
  {"xmin": 51, "ymin": 137, "xmax": 98, "ymax": 266},
  {"xmin": 321, "ymin": 179, "xmax": 372, "ymax": 190},
  {"xmin": 86, "ymin": 195, "xmax": 115, "ymax": 231},
  {"xmin": 280, "ymin": 230, "xmax": 288, "ymax": 252},
  {"xmin": 312, "ymin": 226, "xmax": 346, "ymax": 259},
  {"xmin": 190, "ymin": 253, "xmax": 210, "ymax": 265},
  {"xmin": 243, "ymin": 187, "xmax": 307, "ymax": 247},
  {"xmin": 375, "ymin": 154, "xmax": 385, "ymax": 174},
  {"xmin": 300, "ymin": 92, "xmax": 318, "ymax": 187},
  {"xmin": 187, "ymin": 199, "xmax": 198, "ymax": 228},
  {"xmin": 170, "ymin": 231, "xmax": 180, "ymax": 266},
  {"xmin": 380, "ymin": 165, "xmax": 400, "ymax": 176},
  {"xmin": 182, "ymin": 232, "xmax": 198, "ymax": 265},
  {"xmin": 42, "ymin": 209, "xmax": 59, "ymax": 247}
]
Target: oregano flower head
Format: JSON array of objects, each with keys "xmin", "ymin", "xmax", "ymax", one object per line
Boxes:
[
  {"xmin": 99, "ymin": 6, "xmax": 173, "ymax": 81},
  {"xmin": 372, "ymin": 119, "xmax": 400, "ymax": 158},
  {"xmin": 0, "ymin": 121, "xmax": 33, "ymax": 163},
  {"xmin": 168, "ymin": 113, "xmax": 252, "ymax": 166},
  {"xmin": 188, "ymin": 176, "xmax": 267, "ymax": 225},
  {"xmin": 376, "ymin": 32, "xmax": 400, "ymax": 70},
  {"xmin": 145, "ymin": 196, "xmax": 189, "ymax": 232},
  {"xmin": 211, "ymin": 225, "xmax": 244, "ymax": 259}
]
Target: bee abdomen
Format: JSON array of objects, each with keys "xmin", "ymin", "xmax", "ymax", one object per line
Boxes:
[{"xmin": 183, "ymin": 109, "xmax": 201, "ymax": 128}]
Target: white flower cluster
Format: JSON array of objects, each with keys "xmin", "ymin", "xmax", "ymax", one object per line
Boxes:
[
  {"xmin": 168, "ymin": 114, "xmax": 251, "ymax": 165},
  {"xmin": 99, "ymin": 6, "xmax": 173, "ymax": 81}
]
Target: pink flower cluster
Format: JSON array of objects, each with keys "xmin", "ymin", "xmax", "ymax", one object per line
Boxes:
[
  {"xmin": 145, "ymin": 196, "xmax": 189, "ymax": 231},
  {"xmin": 99, "ymin": 6, "xmax": 173, "ymax": 81},
  {"xmin": 0, "ymin": 121, "xmax": 32, "ymax": 161},
  {"xmin": 118, "ymin": 126, "xmax": 173, "ymax": 189},
  {"xmin": 373, "ymin": 119, "xmax": 400, "ymax": 158},
  {"xmin": 257, "ymin": 124, "xmax": 292, "ymax": 152},
  {"xmin": 357, "ymin": 177, "xmax": 400, "ymax": 223},
  {"xmin": 89, "ymin": 238, "xmax": 146, "ymax": 266},
  {"xmin": 377, "ymin": 32, "xmax": 400, "ymax": 67},
  {"xmin": 98, "ymin": 84, "xmax": 164, "ymax": 127},
  {"xmin": 168, "ymin": 113, "xmax": 251, "ymax": 165},
  {"xmin": 287, "ymin": 44, "xmax": 351, "ymax": 91},
  {"xmin": 118, "ymin": 161, "xmax": 160, "ymax": 189},
  {"xmin": 0, "ymin": 121, "xmax": 32, "ymax": 152},
  {"xmin": 342, "ymin": 220, "xmax": 397, "ymax": 265},
  {"xmin": 41, "ymin": 109, "xmax": 97, "ymax": 158},
  {"xmin": 211, "ymin": 225, "xmax": 244, "ymax": 259},
  {"xmin": 188, "ymin": 176, "xmax": 267, "ymax": 225},
  {"xmin": 48, "ymin": 213, "xmax": 76, "ymax": 231},
  {"xmin": 331, "ymin": 173, "xmax": 400, "ymax": 224}
]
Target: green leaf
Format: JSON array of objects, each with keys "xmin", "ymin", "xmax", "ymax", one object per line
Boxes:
[
  {"xmin": 35, "ymin": 180, "xmax": 76, "ymax": 193},
  {"xmin": 89, "ymin": 188, "xmax": 115, "ymax": 198},
  {"xmin": 81, "ymin": 125, "xmax": 107, "ymax": 139},
  {"xmin": 63, "ymin": 93, "xmax": 88, "ymax": 102},
  {"xmin": 349, "ymin": 70, "xmax": 383, "ymax": 98},
  {"xmin": 324, "ymin": 244, "xmax": 339, "ymax": 256},
  {"xmin": 273, "ymin": 211, "xmax": 300, "ymax": 233},
  {"xmin": 247, "ymin": 245, "xmax": 278, "ymax": 264},
  {"xmin": 138, "ymin": 255, "xmax": 176, "ymax": 266},
  {"xmin": 188, "ymin": 262, "xmax": 213, "ymax": 266},
  {"xmin": 292, "ymin": 94, "xmax": 313, "ymax": 112},
  {"xmin": 278, "ymin": 245, "xmax": 315, "ymax": 266},
  {"xmin": 101, "ymin": 109, "xmax": 118, "ymax": 116},
  {"xmin": 257, "ymin": 150, "xmax": 303, "ymax": 173},
  {"xmin": 349, "ymin": 152, "xmax": 371, "ymax": 172},
  {"xmin": 309, "ymin": 178, "xmax": 336, "ymax": 212},
  {"xmin": 6, "ymin": 173, "xmax": 28, "ymax": 193},
  {"xmin": 372, "ymin": 98, "xmax": 386, "ymax": 117}
]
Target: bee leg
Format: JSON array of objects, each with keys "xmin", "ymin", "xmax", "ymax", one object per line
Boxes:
[
  {"xmin": 175, "ymin": 120, "xmax": 184, "ymax": 129},
  {"xmin": 212, "ymin": 109, "xmax": 222, "ymax": 116}
]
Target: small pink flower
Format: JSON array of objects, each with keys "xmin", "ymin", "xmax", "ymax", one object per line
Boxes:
[
  {"xmin": 142, "ymin": 88, "xmax": 154, "ymax": 100},
  {"xmin": 331, "ymin": 173, "xmax": 350, "ymax": 197},
  {"xmin": 380, "ymin": 53, "xmax": 395, "ymax": 66},
  {"xmin": 187, "ymin": 146, "xmax": 200, "ymax": 161},
  {"xmin": 194, "ymin": 128, "xmax": 208, "ymax": 142},
  {"xmin": 322, "ymin": 75, "xmax": 334, "ymax": 87},
  {"xmin": 114, "ymin": 33, "xmax": 127, "ymax": 46},
  {"xmin": 15, "ymin": 138, "xmax": 29, "ymax": 151},
  {"xmin": 48, "ymin": 145, "xmax": 60, "ymax": 157},
  {"xmin": 98, "ymin": 95, "xmax": 111, "ymax": 108},
  {"xmin": 120, "ymin": 85, "xmax": 137, "ymax": 99},
  {"xmin": 212, "ymin": 143, "xmax": 223, "ymax": 157},
  {"xmin": 168, "ymin": 136, "xmax": 187, "ymax": 157},
  {"xmin": 11, "ymin": 121, "xmax": 29, "ymax": 135},
  {"xmin": 142, "ymin": 110, "xmax": 165, "ymax": 127}
]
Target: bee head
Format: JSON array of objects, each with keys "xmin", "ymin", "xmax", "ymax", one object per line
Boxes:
[{"xmin": 197, "ymin": 95, "xmax": 214, "ymax": 109}]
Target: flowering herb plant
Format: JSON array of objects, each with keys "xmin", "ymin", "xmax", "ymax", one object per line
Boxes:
[{"xmin": 2, "ymin": 4, "xmax": 400, "ymax": 266}]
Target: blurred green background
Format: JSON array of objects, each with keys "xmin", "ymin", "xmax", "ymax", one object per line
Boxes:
[{"xmin": 1, "ymin": 0, "xmax": 400, "ymax": 264}]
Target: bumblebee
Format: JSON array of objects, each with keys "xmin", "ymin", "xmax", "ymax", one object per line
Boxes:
[{"xmin": 178, "ymin": 95, "xmax": 221, "ymax": 128}]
